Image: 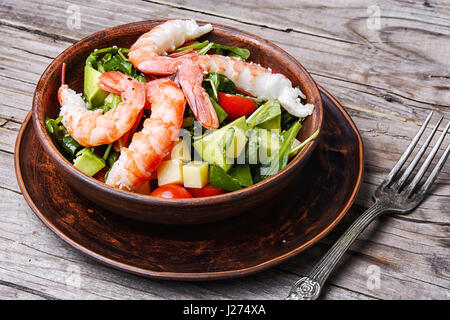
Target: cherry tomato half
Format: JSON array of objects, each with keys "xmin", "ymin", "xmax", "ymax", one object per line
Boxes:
[
  {"xmin": 187, "ymin": 184, "xmax": 226, "ymax": 198},
  {"xmin": 217, "ymin": 93, "xmax": 258, "ymax": 121},
  {"xmin": 150, "ymin": 184, "xmax": 193, "ymax": 199}
]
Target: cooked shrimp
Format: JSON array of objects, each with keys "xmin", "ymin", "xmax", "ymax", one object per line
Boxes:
[
  {"xmin": 106, "ymin": 78, "xmax": 186, "ymax": 191},
  {"xmin": 178, "ymin": 54, "xmax": 314, "ymax": 129},
  {"xmin": 58, "ymin": 71, "xmax": 146, "ymax": 147},
  {"xmin": 128, "ymin": 19, "xmax": 212, "ymax": 75}
]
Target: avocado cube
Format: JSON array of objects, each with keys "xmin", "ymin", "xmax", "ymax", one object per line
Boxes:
[
  {"xmin": 84, "ymin": 65, "xmax": 108, "ymax": 108},
  {"xmin": 257, "ymin": 128, "xmax": 281, "ymax": 164},
  {"xmin": 225, "ymin": 126, "xmax": 247, "ymax": 159},
  {"xmin": 73, "ymin": 148, "xmax": 105, "ymax": 177},
  {"xmin": 193, "ymin": 116, "xmax": 247, "ymax": 172}
]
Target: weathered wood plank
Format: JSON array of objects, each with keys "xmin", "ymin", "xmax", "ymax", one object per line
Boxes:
[
  {"xmin": 0, "ymin": 187, "xmax": 379, "ymax": 300},
  {"xmin": 1, "ymin": 0, "xmax": 449, "ymax": 110},
  {"xmin": 0, "ymin": 0, "xmax": 448, "ymax": 300}
]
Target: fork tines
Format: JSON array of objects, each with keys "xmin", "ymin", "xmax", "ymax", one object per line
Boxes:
[{"xmin": 384, "ymin": 111, "xmax": 450, "ymax": 196}]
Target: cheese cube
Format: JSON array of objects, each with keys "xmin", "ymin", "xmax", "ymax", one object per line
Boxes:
[
  {"xmin": 225, "ymin": 127, "xmax": 247, "ymax": 158},
  {"xmin": 170, "ymin": 139, "xmax": 191, "ymax": 161},
  {"xmin": 157, "ymin": 159, "xmax": 184, "ymax": 186},
  {"xmin": 183, "ymin": 161, "xmax": 209, "ymax": 188}
]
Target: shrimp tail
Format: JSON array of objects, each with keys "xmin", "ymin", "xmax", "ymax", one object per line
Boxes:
[
  {"xmin": 178, "ymin": 58, "xmax": 219, "ymax": 129},
  {"xmin": 135, "ymin": 51, "xmax": 198, "ymax": 75}
]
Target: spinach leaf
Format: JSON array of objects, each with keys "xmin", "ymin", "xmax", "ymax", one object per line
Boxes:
[{"xmin": 209, "ymin": 165, "xmax": 242, "ymax": 191}]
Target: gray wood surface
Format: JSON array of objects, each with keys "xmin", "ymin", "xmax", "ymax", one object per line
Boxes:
[{"xmin": 0, "ymin": 0, "xmax": 449, "ymax": 300}]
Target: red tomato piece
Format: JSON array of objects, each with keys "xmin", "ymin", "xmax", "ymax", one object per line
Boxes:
[
  {"xmin": 217, "ymin": 93, "xmax": 258, "ymax": 121},
  {"xmin": 187, "ymin": 184, "xmax": 226, "ymax": 198},
  {"xmin": 150, "ymin": 185, "xmax": 193, "ymax": 199}
]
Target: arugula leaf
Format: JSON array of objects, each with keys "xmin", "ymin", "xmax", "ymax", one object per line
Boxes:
[
  {"xmin": 175, "ymin": 40, "xmax": 210, "ymax": 52},
  {"xmin": 174, "ymin": 40, "xmax": 250, "ymax": 60},
  {"xmin": 45, "ymin": 116, "xmax": 83, "ymax": 161},
  {"xmin": 85, "ymin": 46, "xmax": 145, "ymax": 82},
  {"xmin": 210, "ymin": 97, "xmax": 228, "ymax": 124},
  {"xmin": 202, "ymin": 72, "xmax": 236, "ymax": 100},
  {"xmin": 289, "ymin": 129, "xmax": 320, "ymax": 158},
  {"xmin": 212, "ymin": 43, "xmax": 250, "ymax": 60}
]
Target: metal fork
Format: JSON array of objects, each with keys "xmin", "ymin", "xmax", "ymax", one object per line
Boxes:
[{"xmin": 286, "ymin": 111, "xmax": 450, "ymax": 300}]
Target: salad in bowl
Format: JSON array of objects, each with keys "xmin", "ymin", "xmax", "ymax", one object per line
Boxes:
[{"xmin": 45, "ymin": 19, "xmax": 319, "ymax": 199}]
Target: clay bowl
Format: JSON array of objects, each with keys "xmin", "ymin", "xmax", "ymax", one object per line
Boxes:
[{"xmin": 32, "ymin": 20, "xmax": 323, "ymax": 225}]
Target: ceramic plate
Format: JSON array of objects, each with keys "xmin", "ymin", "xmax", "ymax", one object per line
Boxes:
[{"xmin": 15, "ymin": 87, "xmax": 363, "ymax": 280}]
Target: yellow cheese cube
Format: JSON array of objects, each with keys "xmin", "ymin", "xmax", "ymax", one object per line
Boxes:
[
  {"xmin": 157, "ymin": 159, "xmax": 184, "ymax": 186},
  {"xmin": 170, "ymin": 139, "xmax": 191, "ymax": 161},
  {"xmin": 226, "ymin": 127, "xmax": 247, "ymax": 158},
  {"xmin": 182, "ymin": 161, "xmax": 209, "ymax": 189}
]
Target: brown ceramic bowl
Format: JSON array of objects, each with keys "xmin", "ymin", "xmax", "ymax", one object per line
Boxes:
[{"xmin": 32, "ymin": 20, "xmax": 323, "ymax": 225}]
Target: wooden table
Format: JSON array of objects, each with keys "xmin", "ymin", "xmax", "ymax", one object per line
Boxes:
[{"xmin": 0, "ymin": 0, "xmax": 448, "ymax": 300}]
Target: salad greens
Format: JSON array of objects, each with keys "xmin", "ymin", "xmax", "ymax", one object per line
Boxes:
[
  {"xmin": 45, "ymin": 116, "xmax": 82, "ymax": 161},
  {"xmin": 86, "ymin": 47, "xmax": 145, "ymax": 83},
  {"xmin": 46, "ymin": 39, "xmax": 318, "ymax": 195},
  {"xmin": 254, "ymin": 121, "xmax": 302, "ymax": 182},
  {"xmin": 175, "ymin": 40, "xmax": 250, "ymax": 60}
]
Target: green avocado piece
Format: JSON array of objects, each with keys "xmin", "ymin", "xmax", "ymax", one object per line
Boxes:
[
  {"xmin": 257, "ymin": 128, "xmax": 281, "ymax": 164},
  {"xmin": 84, "ymin": 65, "xmax": 108, "ymax": 108},
  {"xmin": 73, "ymin": 148, "xmax": 105, "ymax": 177},
  {"xmin": 246, "ymin": 128, "xmax": 259, "ymax": 165},
  {"xmin": 229, "ymin": 164, "xmax": 253, "ymax": 187},
  {"xmin": 209, "ymin": 165, "xmax": 242, "ymax": 191},
  {"xmin": 193, "ymin": 116, "xmax": 247, "ymax": 172}
]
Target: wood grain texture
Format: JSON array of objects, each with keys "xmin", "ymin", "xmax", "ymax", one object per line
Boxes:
[{"xmin": 0, "ymin": 0, "xmax": 449, "ymax": 299}]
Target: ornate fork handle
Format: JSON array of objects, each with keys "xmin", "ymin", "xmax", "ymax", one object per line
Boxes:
[{"xmin": 286, "ymin": 201, "xmax": 387, "ymax": 300}]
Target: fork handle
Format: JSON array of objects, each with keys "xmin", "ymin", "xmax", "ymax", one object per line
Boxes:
[{"xmin": 286, "ymin": 201, "xmax": 386, "ymax": 300}]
